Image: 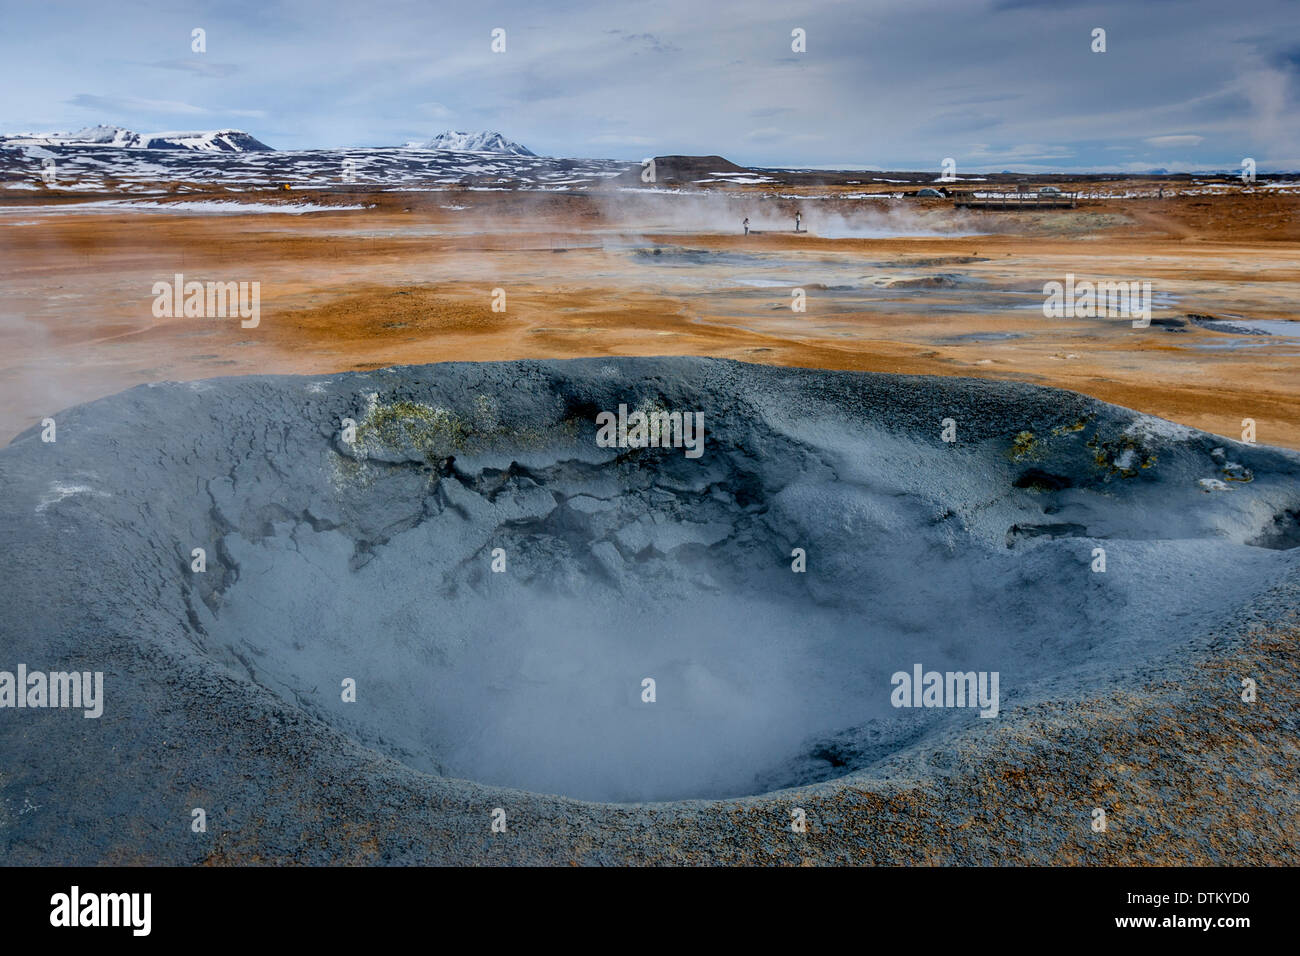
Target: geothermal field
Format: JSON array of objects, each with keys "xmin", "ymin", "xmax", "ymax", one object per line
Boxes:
[
  {"xmin": 3, "ymin": 173, "xmax": 1300, "ymax": 449},
  {"xmin": 2, "ymin": 1, "xmax": 1299, "ymax": 886},
  {"xmin": 2, "ymin": 152, "xmax": 1297, "ymax": 868}
]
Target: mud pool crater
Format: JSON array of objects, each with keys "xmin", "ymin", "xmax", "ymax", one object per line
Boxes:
[{"xmin": 6, "ymin": 358, "xmax": 1299, "ymax": 804}]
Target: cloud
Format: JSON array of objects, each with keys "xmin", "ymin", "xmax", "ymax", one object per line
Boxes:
[
  {"xmin": 7, "ymin": 0, "xmax": 1298, "ymax": 167},
  {"xmin": 68, "ymin": 94, "xmax": 208, "ymax": 115},
  {"xmin": 744, "ymin": 128, "xmax": 823, "ymax": 144},
  {"xmin": 1145, "ymin": 134, "xmax": 1205, "ymax": 147},
  {"xmin": 965, "ymin": 143, "xmax": 1076, "ymax": 161},
  {"xmin": 918, "ymin": 111, "xmax": 1004, "ymax": 135},
  {"xmin": 66, "ymin": 93, "xmax": 264, "ymax": 120},
  {"xmin": 1265, "ymin": 43, "xmax": 1300, "ymax": 73},
  {"xmin": 606, "ymin": 30, "xmax": 681, "ymax": 54},
  {"xmin": 589, "ymin": 133, "xmax": 654, "ymax": 145},
  {"xmin": 416, "ymin": 101, "xmax": 455, "ymax": 120},
  {"xmin": 147, "ymin": 58, "xmax": 239, "ymax": 78}
]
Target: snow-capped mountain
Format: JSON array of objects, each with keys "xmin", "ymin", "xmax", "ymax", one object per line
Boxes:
[
  {"xmin": 0, "ymin": 143, "xmax": 629, "ymax": 193},
  {"xmin": 141, "ymin": 130, "xmax": 273, "ymax": 152},
  {"xmin": 0, "ymin": 125, "xmax": 273, "ymax": 152},
  {"xmin": 419, "ymin": 131, "xmax": 534, "ymax": 156}
]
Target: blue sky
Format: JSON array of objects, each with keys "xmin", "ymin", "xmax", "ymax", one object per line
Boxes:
[{"xmin": 2, "ymin": 0, "xmax": 1298, "ymax": 171}]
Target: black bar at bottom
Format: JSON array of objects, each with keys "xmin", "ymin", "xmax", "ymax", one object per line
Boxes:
[{"xmin": 2, "ymin": 865, "xmax": 1278, "ymax": 942}]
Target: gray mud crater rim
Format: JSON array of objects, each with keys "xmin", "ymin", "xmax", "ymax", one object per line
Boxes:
[{"xmin": 2, "ymin": 358, "xmax": 1298, "ymax": 811}]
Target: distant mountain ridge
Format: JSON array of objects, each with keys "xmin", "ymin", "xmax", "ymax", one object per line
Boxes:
[
  {"xmin": 0, "ymin": 125, "xmax": 273, "ymax": 152},
  {"xmin": 416, "ymin": 130, "xmax": 534, "ymax": 156}
]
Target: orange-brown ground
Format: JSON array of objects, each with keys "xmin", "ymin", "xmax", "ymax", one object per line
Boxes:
[{"xmin": 2, "ymin": 186, "xmax": 1297, "ymax": 447}]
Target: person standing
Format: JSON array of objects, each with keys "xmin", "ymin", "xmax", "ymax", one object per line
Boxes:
[
  {"xmin": 794, "ymin": 211, "xmax": 802, "ymax": 232},
  {"xmin": 743, "ymin": 217, "xmax": 750, "ymax": 235}
]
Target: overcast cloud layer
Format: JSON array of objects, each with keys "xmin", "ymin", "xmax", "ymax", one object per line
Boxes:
[{"xmin": 2, "ymin": 0, "xmax": 1298, "ymax": 171}]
